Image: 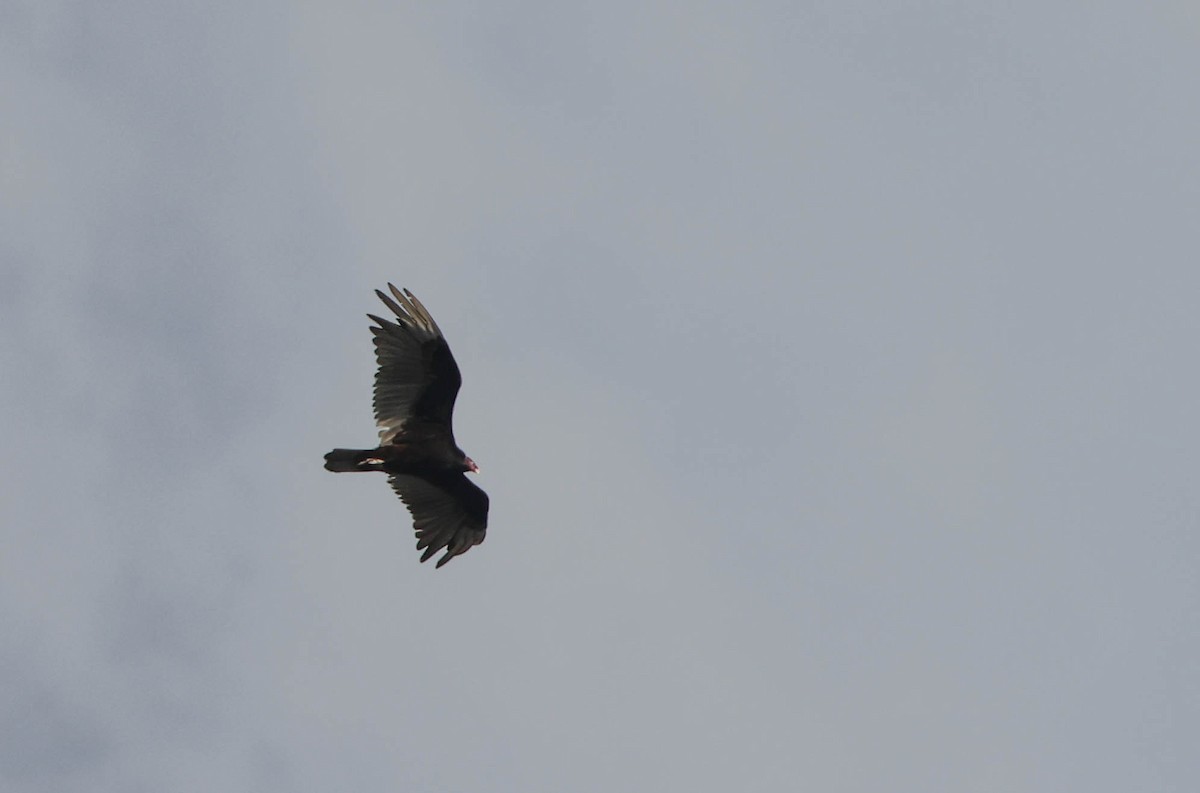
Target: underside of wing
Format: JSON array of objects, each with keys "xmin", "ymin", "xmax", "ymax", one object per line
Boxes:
[
  {"xmin": 388, "ymin": 472, "xmax": 489, "ymax": 568},
  {"xmin": 368, "ymin": 285, "xmax": 463, "ymax": 444}
]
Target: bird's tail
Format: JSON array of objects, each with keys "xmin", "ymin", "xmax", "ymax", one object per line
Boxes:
[{"xmin": 323, "ymin": 448, "xmax": 382, "ymax": 472}]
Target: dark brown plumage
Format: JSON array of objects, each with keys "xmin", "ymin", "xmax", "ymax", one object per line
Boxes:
[{"xmin": 324, "ymin": 285, "xmax": 488, "ymax": 568}]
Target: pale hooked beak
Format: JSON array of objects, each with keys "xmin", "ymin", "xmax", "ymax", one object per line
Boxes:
[{"xmin": 466, "ymin": 458, "xmax": 480, "ymax": 473}]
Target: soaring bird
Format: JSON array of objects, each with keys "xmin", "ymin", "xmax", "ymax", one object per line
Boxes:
[{"xmin": 324, "ymin": 285, "xmax": 488, "ymax": 568}]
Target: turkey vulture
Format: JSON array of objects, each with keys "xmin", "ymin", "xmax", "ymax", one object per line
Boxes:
[{"xmin": 324, "ymin": 285, "xmax": 488, "ymax": 568}]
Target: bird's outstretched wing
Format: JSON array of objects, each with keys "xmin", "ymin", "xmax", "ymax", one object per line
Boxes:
[
  {"xmin": 388, "ymin": 472, "xmax": 489, "ymax": 568},
  {"xmin": 368, "ymin": 285, "xmax": 463, "ymax": 444}
]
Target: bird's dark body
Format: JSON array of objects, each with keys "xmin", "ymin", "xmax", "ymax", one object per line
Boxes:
[
  {"xmin": 323, "ymin": 285, "xmax": 489, "ymax": 568},
  {"xmin": 324, "ymin": 429, "xmax": 464, "ymax": 474}
]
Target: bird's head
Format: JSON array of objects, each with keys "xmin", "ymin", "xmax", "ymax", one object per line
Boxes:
[{"xmin": 463, "ymin": 456, "xmax": 480, "ymax": 474}]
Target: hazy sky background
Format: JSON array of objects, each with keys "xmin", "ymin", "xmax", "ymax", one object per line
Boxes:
[{"xmin": 3, "ymin": 2, "xmax": 1198, "ymax": 791}]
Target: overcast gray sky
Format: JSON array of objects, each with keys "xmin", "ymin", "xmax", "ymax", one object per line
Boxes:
[{"xmin": 3, "ymin": 2, "xmax": 1198, "ymax": 791}]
